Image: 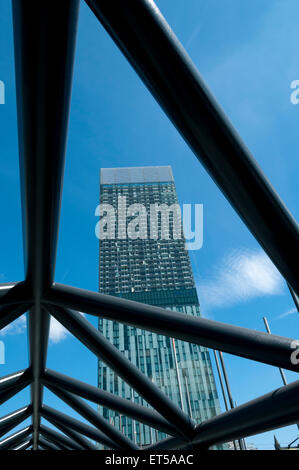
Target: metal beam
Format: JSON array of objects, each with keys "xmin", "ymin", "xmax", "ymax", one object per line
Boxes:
[
  {"xmin": 0, "ymin": 426, "xmax": 32, "ymax": 450},
  {"xmin": 7, "ymin": 437, "xmax": 31, "ymax": 451},
  {"xmin": 212, "ymin": 351, "xmax": 229, "ymax": 412},
  {"xmin": 42, "ymin": 368, "xmax": 180, "ymax": 437},
  {"xmin": 43, "ymin": 416, "xmax": 97, "ymax": 450},
  {"xmin": 0, "ymin": 387, "xmax": 29, "ymax": 408},
  {"xmin": 212, "ymin": 352, "xmax": 240, "ymax": 450},
  {"xmin": 2, "ymin": 0, "xmax": 296, "ymax": 453},
  {"xmin": 147, "ymin": 380, "xmax": 299, "ymax": 450},
  {"xmin": 0, "ymin": 283, "xmax": 18, "ymax": 299},
  {"xmin": 38, "ymin": 436, "xmax": 61, "ymax": 451},
  {"xmin": 0, "ymin": 282, "xmax": 30, "ymax": 306},
  {"xmin": 46, "ymin": 382, "xmax": 139, "ymax": 450},
  {"xmin": 13, "ymin": 439, "xmax": 32, "ymax": 451},
  {"xmin": 0, "ymin": 405, "xmax": 32, "ymax": 439},
  {"xmin": 26, "ymin": 305, "xmax": 49, "ymax": 450},
  {"xmin": 288, "ymin": 284, "xmax": 299, "ymax": 313},
  {"xmin": 218, "ymin": 351, "xmax": 245, "ymax": 450},
  {"xmin": 0, "ymin": 369, "xmax": 31, "ymax": 394},
  {"xmin": 12, "ymin": 0, "xmax": 80, "ymax": 449},
  {"xmin": 85, "ymin": 0, "xmax": 299, "ymax": 295},
  {"xmin": 0, "ymin": 370, "xmax": 32, "ymax": 406},
  {"xmin": 39, "ymin": 425, "xmax": 81, "ymax": 450},
  {"xmin": 0, "ymin": 302, "xmax": 31, "ymax": 331},
  {"xmin": 39, "ymin": 435, "xmax": 65, "ymax": 451},
  {"xmin": 12, "ymin": 0, "xmax": 80, "ymax": 292},
  {"xmin": 41, "ymin": 405, "xmax": 117, "ymax": 448},
  {"xmin": 263, "ymin": 317, "xmax": 288, "ymax": 386},
  {"xmin": 46, "ymin": 284, "xmax": 299, "ymax": 373},
  {"xmin": 47, "ymin": 304, "xmax": 195, "ymax": 440}
]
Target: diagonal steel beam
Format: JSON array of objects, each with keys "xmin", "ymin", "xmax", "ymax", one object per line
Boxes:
[
  {"xmin": 38, "ymin": 436, "xmax": 61, "ymax": 451},
  {"xmin": 0, "ymin": 387, "xmax": 30, "ymax": 408},
  {"xmin": 12, "ymin": 0, "xmax": 80, "ymax": 291},
  {"xmin": 46, "ymin": 284, "xmax": 299, "ymax": 373},
  {"xmin": 0, "ymin": 280, "xmax": 33, "ymax": 331},
  {"xmin": 85, "ymin": 0, "xmax": 299, "ymax": 296},
  {"xmin": 43, "ymin": 416, "xmax": 97, "ymax": 450},
  {"xmin": 0, "ymin": 302, "xmax": 31, "ymax": 331},
  {"xmin": 147, "ymin": 380, "xmax": 299, "ymax": 450},
  {"xmin": 0, "ymin": 283, "xmax": 18, "ymax": 300},
  {"xmin": 47, "ymin": 305, "xmax": 195, "ymax": 441},
  {"xmin": 0, "ymin": 369, "xmax": 32, "ymax": 406},
  {"xmin": 0, "ymin": 426, "xmax": 32, "ymax": 450},
  {"xmin": 26, "ymin": 305, "xmax": 50, "ymax": 450},
  {"xmin": 0, "ymin": 282, "xmax": 31, "ymax": 306},
  {"xmin": 41, "ymin": 405, "xmax": 117, "ymax": 449},
  {"xmin": 47, "ymin": 382, "xmax": 139, "ymax": 450},
  {"xmin": 288, "ymin": 284, "xmax": 299, "ymax": 313},
  {"xmin": 0, "ymin": 405, "xmax": 32, "ymax": 439},
  {"xmin": 12, "ymin": 0, "xmax": 80, "ymax": 450},
  {"xmin": 0, "ymin": 369, "xmax": 32, "ymax": 393},
  {"xmin": 39, "ymin": 424, "xmax": 83, "ymax": 450},
  {"xmin": 38, "ymin": 435, "xmax": 66, "ymax": 451},
  {"xmin": 13, "ymin": 438, "xmax": 33, "ymax": 451},
  {"xmin": 7, "ymin": 437, "xmax": 32, "ymax": 451},
  {"xmin": 42, "ymin": 368, "xmax": 180, "ymax": 437}
]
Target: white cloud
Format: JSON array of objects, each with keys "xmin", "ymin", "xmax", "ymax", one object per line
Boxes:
[
  {"xmin": 0, "ymin": 312, "xmax": 85, "ymax": 344},
  {"xmin": 49, "ymin": 317, "xmax": 69, "ymax": 344},
  {"xmin": 49, "ymin": 312, "xmax": 86, "ymax": 344},
  {"xmin": 277, "ymin": 307, "xmax": 297, "ymax": 319},
  {"xmin": 0, "ymin": 315, "xmax": 26, "ymax": 336},
  {"xmin": 197, "ymin": 248, "xmax": 284, "ymax": 310}
]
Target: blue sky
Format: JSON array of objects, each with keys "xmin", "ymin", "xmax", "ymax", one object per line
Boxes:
[{"xmin": 0, "ymin": 0, "xmax": 298, "ymax": 450}]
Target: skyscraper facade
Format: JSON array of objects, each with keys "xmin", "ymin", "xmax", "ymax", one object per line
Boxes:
[{"xmin": 98, "ymin": 166, "xmax": 221, "ymax": 447}]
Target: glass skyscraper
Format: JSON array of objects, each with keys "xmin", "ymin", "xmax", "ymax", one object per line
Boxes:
[{"xmin": 98, "ymin": 166, "xmax": 221, "ymax": 447}]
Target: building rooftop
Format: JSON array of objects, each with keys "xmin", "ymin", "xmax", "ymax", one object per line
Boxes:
[{"xmin": 100, "ymin": 166, "xmax": 174, "ymax": 185}]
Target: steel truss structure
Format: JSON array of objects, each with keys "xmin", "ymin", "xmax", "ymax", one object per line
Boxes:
[{"xmin": 0, "ymin": 0, "xmax": 298, "ymax": 451}]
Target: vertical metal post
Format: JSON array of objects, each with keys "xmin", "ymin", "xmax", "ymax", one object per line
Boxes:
[
  {"xmin": 12, "ymin": 0, "xmax": 79, "ymax": 449},
  {"xmin": 218, "ymin": 351, "xmax": 244, "ymax": 450},
  {"xmin": 184, "ymin": 375, "xmax": 193, "ymax": 420},
  {"xmin": 172, "ymin": 338, "xmax": 185, "ymax": 412},
  {"xmin": 131, "ymin": 388, "xmax": 137, "ymax": 444},
  {"xmin": 213, "ymin": 350, "xmax": 229, "ymax": 411},
  {"xmin": 150, "ymin": 427, "xmax": 154, "ymax": 445},
  {"xmin": 288, "ymin": 284, "xmax": 299, "ymax": 313},
  {"xmin": 213, "ymin": 350, "xmax": 237, "ymax": 450},
  {"xmin": 263, "ymin": 316, "xmax": 299, "ymax": 433},
  {"xmin": 234, "ymin": 401, "xmax": 247, "ymax": 450},
  {"xmin": 263, "ymin": 317, "xmax": 287, "ymax": 385}
]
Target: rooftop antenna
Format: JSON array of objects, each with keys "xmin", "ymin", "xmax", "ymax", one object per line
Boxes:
[
  {"xmin": 263, "ymin": 316, "xmax": 299, "ymax": 447},
  {"xmin": 213, "ymin": 350, "xmax": 238, "ymax": 451},
  {"xmin": 287, "ymin": 284, "xmax": 299, "ymax": 314},
  {"xmin": 217, "ymin": 350, "xmax": 246, "ymax": 450}
]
